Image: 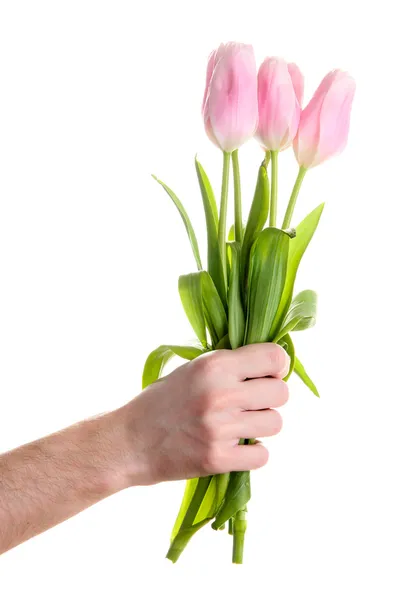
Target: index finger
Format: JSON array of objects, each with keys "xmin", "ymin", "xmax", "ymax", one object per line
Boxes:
[{"xmin": 230, "ymin": 343, "xmax": 289, "ymax": 381}]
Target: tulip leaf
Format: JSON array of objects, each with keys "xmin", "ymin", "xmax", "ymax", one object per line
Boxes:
[
  {"xmin": 201, "ymin": 271, "xmax": 228, "ymax": 347},
  {"xmin": 271, "ymin": 203, "xmax": 324, "ymax": 336},
  {"xmin": 279, "ymin": 333, "xmax": 296, "ymax": 382},
  {"xmin": 273, "ymin": 289, "xmax": 318, "ymax": 342},
  {"xmin": 244, "ymin": 228, "xmax": 289, "ymax": 344},
  {"xmin": 170, "ymin": 478, "xmax": 199, "ymax": 542},
  {"xmin": 241, "ymin": 163, "xmax": 270, "ymax": 284},
  {"xmin": 216, "ymin": 333, "xmax": 231, "ymax": 349},
  {"xmin": 179, "ymin": 273, "xmax": 207, "ymax": 348},
  {"xmin": 195, "ymin": 159, "xmax": 227, "ymax": 307},
  {"xmin": 294, "ymin": 356, "xmax": 320, "ymax": 397},
  {"xmin": 142, "ymin": 343, "xmax": 206, "ymax": 389},
  {"xmin": 212, "ymin": 470, "xmax": 251, "ymax": 530},
  {"xmin": 228, "ymin": 242, "xmax": 245, "ymax": 349},
  {"xmin": 167, "ymin": 472, "xmax": 230, "ymax": 563},
  {"xmin": 166, "ymin": 519, "xmax": 211, "ymax": 563},
  {"xmin": 228, "ymin": 224, "xmax": 235, "ymax": 242},
  {"xmin": 152, "ymin": 175, "xmax": 203, "ymax": 271}
]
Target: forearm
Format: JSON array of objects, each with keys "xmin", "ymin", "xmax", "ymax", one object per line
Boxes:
[{"xmin": 0, "ymin": 407, "xmax": 134, "ymax": 554}]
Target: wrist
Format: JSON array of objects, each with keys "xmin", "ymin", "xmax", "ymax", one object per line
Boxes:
[{"xmin": 99, "ymin": 403, "xmax": 150, "ymax": 493}]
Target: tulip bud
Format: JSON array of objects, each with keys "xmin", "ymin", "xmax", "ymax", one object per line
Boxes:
[
  {"xmin": 293, "ymin": 70, "xmax": 356, "ymax": 169},
  {"xmin": 255, "ymin": 57, "xmax": 303, "ymax": 152},
  {"xmin": 203, "ymin": 42, "xmax": 258, "ymax": 153}
]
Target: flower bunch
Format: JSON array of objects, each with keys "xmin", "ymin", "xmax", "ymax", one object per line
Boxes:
[{"xmin": 143, "ymin": 42, "xmax": 355, "ymax": 564}]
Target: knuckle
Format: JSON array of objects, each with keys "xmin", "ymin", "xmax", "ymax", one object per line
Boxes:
[
  {"xmin": 199, "ymin": 414, "xmax": 218, "ymax": 442},
  {"xmin": 194, "ymin": 351, "xmax": 227, "ymax": 378},
  {"xmin": 198, "ymin": 388, "xmax": 218, "ymax": 411},
  {"xmin": 201, "ymin": 447, "xmax": 222, "ymax": 475}
]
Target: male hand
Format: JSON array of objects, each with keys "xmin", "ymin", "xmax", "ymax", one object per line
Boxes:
[{"xmin": 119, "ymin": 343, "xmax": 290, "ymax": 486}]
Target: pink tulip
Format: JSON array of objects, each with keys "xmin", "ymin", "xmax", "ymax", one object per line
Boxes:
[
  {"xmin": 255, "ymin": 57, "xmax": 303, "ymax": 151},
  {"xmin": 293, "ymin": 70, "xmax": 356, "ymax": 169},
  {"xmin": 203, "ymin": 42, "xmax": 258, "ymax": 153}
]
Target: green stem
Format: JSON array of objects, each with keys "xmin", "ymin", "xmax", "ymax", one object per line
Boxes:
[
  {"xmin": 232, "ymin": 150, "xmax": 243, "ymax": 244},
  {"xmin": 269, "ymin": 151, "xmax": 279, "ymax": 227},
  {"xmin": 232, "ymin": 508, "xmax": 247, "ymax": 564},
  {"xmin": 282, "ymin": 166, "xmax": 307, "ymax": 229},
  {"xmin": 218, "ymin": 151, "xmax": 231, "ymax": 289}
]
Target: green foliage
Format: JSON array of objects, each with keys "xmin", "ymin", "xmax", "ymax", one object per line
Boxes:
[
  {"xmin": 244, "ymin": 228, "xmax": 290, "ymax": 344},
  {"xmin": 142, "ymin": 344, "xmax": 206, "ymax": 389},
  {"xmin": 146, "ymin": 159, "xmax": 324, "ymax": 564},
  {"xmin": 195, "ymin": 159, "xmax": 227, "ymax": 307},
  {"xmin": 271, "ymin": 204, "xmax": 324, "ymax": 336},
  {"xmin": 152, "ymin": 175, "xmax": 203, "ymax": 271},
  {"xmin": 179, "ymin": 273, "xmax": 207, "ymax": 347},
  {"xmin": 240, "ymin": 163, "xmax": 270, "ymax": 284},
  {"xmin": 228, "ymin": 242, "xmax": 246, "ymax": 349},
  {"xmin": 167, "ymin": 473, "xmax": 230, "ymax": 563},
  {"xmin": 274, "ymin": 289, "xmax": 318, "ymax": 342},
  {"xmin": 295, "ymin": 356, "xmax": 320, "ymax": 397},
  {"xmin": 279, "ymin": 333, "xmax": 296, "ymax": 382},
  {"xmin": 212, "ymin": 470, "xmax": 251, "ymax": 530},
  {"xmin": 200, "ymin": 271, "xmax": 228, "ymax": 347}
]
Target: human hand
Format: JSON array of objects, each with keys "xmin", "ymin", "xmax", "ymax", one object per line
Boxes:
[{"xmin": 115, "ymin": 343, "xmax": 289, "ymax": 487}]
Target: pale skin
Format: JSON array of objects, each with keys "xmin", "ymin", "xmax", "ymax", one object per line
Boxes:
[{"xmin": 0, "ymin": 343, "xmax": 289, "ymax": 555}]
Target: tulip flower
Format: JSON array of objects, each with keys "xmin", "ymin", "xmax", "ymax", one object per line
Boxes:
[
  {"xmin": 255, "ymin": 57, "xmax": 303, "ymax": 227},
  {"xmin": 202, "ymin": 42, "xmax": 258, "ymax": 153},
  {"xmin": 255, "ymin": 57, "xmax": 303, "ymax": 152},
  {"xmin": 293, "ymin": 69, "xmax": 356, "ymax": 169},
  {"xmin": 203, "ymin": 42, "xmax": 258, "ymax": 285},
  {"xmin": 282, "ymin": 70, "xmax": 355, "ymax": 229}
]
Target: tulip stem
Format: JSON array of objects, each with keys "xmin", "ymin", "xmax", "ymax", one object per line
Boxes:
[
  {"xmin": 232, "ymin": 150, "xmax": 243, "ymax": 244},
  {"xmin": 218, "ymin": 151, "xmax": 231, "ymax": 290},
  {"xmin": 282, "ymin": 166, "xmax": 307, "ymax": 229},
  {"xmin": 232, "ymin": 508, "xmax": 247, "ymax": 564},
  {"xmin": 269, "ymin": 151, "xmax": 279, "ymax": 227}
]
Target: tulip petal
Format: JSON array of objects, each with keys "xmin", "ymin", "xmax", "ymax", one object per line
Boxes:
[
  {"xmin": 256, "ymin": 57, "xmax": 301, "ymax": 151},
  {"xmin": 294, "ymin": 70, "xmax": 355, "ymax": 168},
  {"xmin": 287, "ymin": 62, "xmax": 304, "ymax": 106},
  {"xmin": 204, "ymin": 43, "xmax": 258, "ymax": 153}
]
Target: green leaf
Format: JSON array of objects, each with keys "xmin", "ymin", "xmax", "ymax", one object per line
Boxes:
[
  {"xmin": 279, "ymin": 333, "xmax": 296, "ymax": 382},
  {"xmin": 179, "ymin": 273, "xmax": 207, "ymax": 347},
  {"xmin": 167, "ymin": 472, "xmax": 229, "ymax": 563},
  {"xmin": 244, "ymin": 228, "xmax": 289, "ymax": 344},
  {"xmin": 273, "ymin": 289, "xmax": 318, "ymax": 342},
  {"xmin": 212, "ymin": 471, "xmax": 251, "ymax": 530},
  {"xmin": 294, "ymin": 356, "xmax": 320, "ymax": 397},
  {"xmin": 201, "ymin": 271, "xmax": 228, "ymax": 347},
  {"xmin": 152, "ymin": 175, "xmax": 203, "ymax": 271},
  {"xmin": 216, "ymin": 333, "xmax": 231, "ymax": 349},
  {"xmin": 240, "ymin": 163, "xmax": 270, "ymax": 284},
  {"xmin": 195, "ymin": 159, "xmax": 227, "ymax": 308},
  {"xmin": 228, "ymin": 224, "xmax": 235, "ymax": 242},
  {"xmin": 271, "ymin": 204, "xmax": 324, "ymax": 336},
  {"xmin": 142, "ymin": 343, "xmax": 206, "ymax": 389},
  {"xmin": 166, "ymin": 519, "xmax": 211, "ymax": 563},
  {"xmin": 228, "ymin": 242, "xmax": 245, "ymax": 349},
  {"xmin": 170, "ymin": 478, "xmax": 199, "ymax": 542}
]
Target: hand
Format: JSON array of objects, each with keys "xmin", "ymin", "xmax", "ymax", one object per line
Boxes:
[{"xmin": 117, "ymin": 343, "xmax": 290, "ymax": 487}]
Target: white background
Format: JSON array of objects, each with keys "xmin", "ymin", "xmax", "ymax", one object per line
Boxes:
[{"xmin": 0, "ymin": 0, "xmax": 393, "ymax": 598}]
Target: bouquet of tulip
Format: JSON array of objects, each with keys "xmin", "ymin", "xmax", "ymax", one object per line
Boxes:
[{"xmin": 142, "ymin": 43, "xmax": 355, "ymax": 564}]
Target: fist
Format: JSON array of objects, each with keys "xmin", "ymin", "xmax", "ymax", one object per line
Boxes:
[{"xmin": 120, "ymin": 343, "xmax": 290, "ymax": 486}]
